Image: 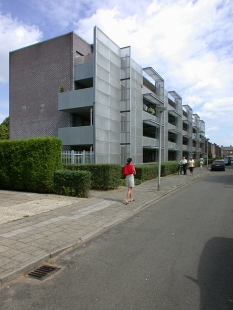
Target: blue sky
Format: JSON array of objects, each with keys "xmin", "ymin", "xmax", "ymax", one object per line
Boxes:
[{"xmin": 0, "ymin": 0, "xmax": 232, "ymax": 146}]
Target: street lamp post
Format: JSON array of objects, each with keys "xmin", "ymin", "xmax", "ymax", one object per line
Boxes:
[
  {"xmin": 206, "ymin": 138, "xmax": 210, "ymax": 169},
  {"xmin": 156, "ymin": 106, "xmax": 167, "ymax": 191}
]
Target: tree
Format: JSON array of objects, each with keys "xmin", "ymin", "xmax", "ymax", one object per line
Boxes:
[
  {"xmin": 0, "ymin": 124, "xmax": 9, "ymax": 139},
  {"xmin": 1, "ymin": 116, "xmax": 9, "ymax": 128}
]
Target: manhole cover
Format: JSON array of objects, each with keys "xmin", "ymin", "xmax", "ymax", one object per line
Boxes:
[{"xmin": 28, "ymin": 265, "xmax": 60, "ymax": 280}]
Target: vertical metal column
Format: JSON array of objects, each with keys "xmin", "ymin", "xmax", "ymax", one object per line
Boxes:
[{"xmin": 158, "ymin": 111, "xmax": 162, "ymax": 191}]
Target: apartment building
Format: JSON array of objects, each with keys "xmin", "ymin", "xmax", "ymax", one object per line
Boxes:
[
  {"xmin": 9, "ymin": 27, "xmax": 206, "ymax": 165},
  {"xmin": 221, "ymin": 145, "xmax": 233, "ymax": 158}
]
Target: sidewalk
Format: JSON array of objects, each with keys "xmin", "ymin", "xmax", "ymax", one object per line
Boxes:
[{"xmin": 0, "ymin": 168, "xmax": 209, "ymax": 286}]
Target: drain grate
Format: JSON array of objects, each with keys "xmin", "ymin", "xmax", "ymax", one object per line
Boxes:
[{"xmin": 28, "ymin": 265, "xmax": 60, "ymax": 280}]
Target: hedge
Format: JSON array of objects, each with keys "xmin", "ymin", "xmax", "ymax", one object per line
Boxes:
[
  {"xmin": 133, "ymin": 163, "xmax": 158, "ymax": 182},
  {"xmin": 161, "ymin": 161, "xmax": 179, "ymax": 176},
  {"xmin": 53, "ymin": 170, "xmax": 91, "ymax": 197},
  {"xmin": 63, "ymin": 164, "xmax": 122, "ymax": 190},
  {"xmin": 0, "ymin": 137, "xmax": 62, "ymax": 193},
  {"xmin": 131, "ymin": 161, "xmax": 178, "ymax": 182}
]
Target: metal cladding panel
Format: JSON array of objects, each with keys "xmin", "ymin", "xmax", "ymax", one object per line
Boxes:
[
  {"xmin": 97, "ymin": 40, "xmax": 110, "ymax": 58},
  {"xmin": 109, "ymin": 120, "xmax": 120, "ymax": 132},
  {"xmin": 96, "ymin": 65, "xmax": 110, "ymax": 83},
  {"xmin": 110, "ymin": 143, "xmax": 121, "ymax": 153},
  {"xmin": 96, "ymin": 77, "xmax": 110, "ymax": 95},
  {"xmin": 129, "ymin": 59, "xmax": 143, "ymax": 163},
  {"xmin": 96, "ymin": 90, "xmax": 110, "ymax": 107},
  {"xmin": 94, "ymin": 27, "xmax": 121, "ymax": 164},
  {"xmin": 95, "ymin": 141, "xmax": 109, "ymax": 154},
  {"xmin": 135, "ymin": 154, "xmax": 143, "ymax": 164},
  {"xmin": 110, "ymin": 129, "xmax": 120, "ymax": 143},
  {"xmin": 58, "ymin": 88, "xmax": 94, "ymax": 111},
  {"xmin": 110, "ymin": 51, "xmax": 121, "ymax": 67},
  {"xmin": 95, "ymin": 104, "xmax": 110, "ymax": 118},
  {"xmin": 96, "ymin": 52, "xmax": 110, "ymax": 70},
  {"xmin": 110, "ymin": 85, "xmax": 120, "ymax": 99},
  {"xmin": 95, "ymin": 154, "xmax": 109, "ymax": 164},
  {"xmin": 58, "ymin": 126, "xmax": 93, "ymax": 145},
  {"xmin": 110, "ymin": 108, "xmax": 121, "ymax": 122},
  {"xmin": 136, "ymin": 126, "xmax": 142, "ymax": 137},
  {"xmin": 109, "ymin": 154, "xmax": 120, "ymax": 164},
  {"xmin": 95, "ymin": 116, "xmax": 110, "ymax": 131},
  {"xmin": 136, "ymin": 135, "xmax": 143, "ymax": 147},
  {"xmin": 95, "ymin": 128, "xmax": 110, "ymax": 142},
  {"xmin": 74, "ymin": 62, "xmax": 94, "ymax": 80}
]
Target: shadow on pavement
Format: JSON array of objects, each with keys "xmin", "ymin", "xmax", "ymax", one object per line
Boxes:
[{"xmin": 186, "ymin": 237, "xmax": 233, "ymax": 309}]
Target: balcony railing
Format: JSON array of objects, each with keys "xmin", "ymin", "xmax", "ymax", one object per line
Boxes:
[{"xmin": 62, "ymin": 150, "xmax": 94, "ymax": 164}]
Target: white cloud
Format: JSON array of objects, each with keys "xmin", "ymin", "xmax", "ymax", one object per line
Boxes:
[{"xmin": 0, "ymin": 12, "xmax": 42, "ymax": 82}]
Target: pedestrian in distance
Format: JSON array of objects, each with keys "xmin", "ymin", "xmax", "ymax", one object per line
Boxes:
[
  {"xmin": 122, "ymin": 157, "xmax": 136, "ymax": 205},
  {"xmin": 200, "ymin": 156, "xmax": 204, "ymax": 169},
  {"xmin": 188, "ymin": 157, "xmax": 195, "ymax": 176},
  {"xmin": 179, "ymin": 156, "xmax": 187, "ymax": 175}
]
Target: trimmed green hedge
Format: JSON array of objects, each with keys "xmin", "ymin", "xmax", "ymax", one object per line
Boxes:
[
  {"xmin": 133, "ymin": 164, "xmax": 158, "ymax": 182},
  {"xmin": 131, "ymin": 161, "xmax": 178, "ymax": 182},
  {"xmin": 0, "ymin": 137, "xmax": 62, "ymax": 193},
  {"xmin": 53, "ymin": 170, "xmax": 91, "ymax": 197},
  {"xmin": 63, "ymin": 164, "xmax": 122, "ymax": 190},
  {"xmin": 161, "ymin": 161, "xmax": 179, "ymax": 176}
]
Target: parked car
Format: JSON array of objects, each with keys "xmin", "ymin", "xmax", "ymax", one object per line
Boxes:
[
  {"xmin": 211, "ymin": 160, "xmax": 225, "ymax": 171},
  {"xmin": 224, "ymin": 158, "xmax": 230, "ymax": 166}
]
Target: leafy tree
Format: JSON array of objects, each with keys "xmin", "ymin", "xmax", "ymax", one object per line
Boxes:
[
  {"xmin": 1, "ymin": 116, "xmax": 9, "ymax": 128},
  {"xmin": 0, "ymin": 117, "xmax": 9, "ymax": 139},
  {"xmin": 0, "ymin": 125, "xmax": 9, "ymax": 140}
]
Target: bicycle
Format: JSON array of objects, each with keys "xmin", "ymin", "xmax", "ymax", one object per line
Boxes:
[{"xmin": 178, "ymin": 164, "xmax": 183, "ymax": 175}]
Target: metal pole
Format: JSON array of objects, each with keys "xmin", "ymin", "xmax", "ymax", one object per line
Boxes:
[
  {"xmin": 158, "ymin": 111, "xmax": 162, "ymax": 191},
  {"xmin": 206, "ymin": 138, "xmax": 209, "ymax": 169}
]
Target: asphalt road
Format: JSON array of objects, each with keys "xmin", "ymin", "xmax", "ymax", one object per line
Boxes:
[{"xmin": 1, "ymin": 166, "xmax": 233, "ymax": 310}]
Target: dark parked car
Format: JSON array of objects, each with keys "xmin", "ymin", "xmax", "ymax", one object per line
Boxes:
[
  {"xmin": 211, "ymin": 160, "xmax": 225, "ymax": 171},
  {"xmin": 224, "ymin": 158, "xmax": 230, "ymax": 166}
]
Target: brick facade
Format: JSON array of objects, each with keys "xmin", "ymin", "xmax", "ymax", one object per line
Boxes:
[{"xmin": 9, "ymin": 32, "xmax": 92, "ymax": 140}]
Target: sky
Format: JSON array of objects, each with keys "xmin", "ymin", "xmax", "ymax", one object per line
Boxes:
[{"xmin": 0, "ymin": 0, "xmax": 232, "ymax": 146}]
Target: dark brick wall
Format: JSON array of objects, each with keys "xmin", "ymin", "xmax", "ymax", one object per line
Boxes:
[{"xmin": 9, "ymin": 32, "xmax": 92, "ymax": 140}]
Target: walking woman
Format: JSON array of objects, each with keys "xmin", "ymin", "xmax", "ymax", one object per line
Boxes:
[
  {"xmin": 188, "ymin": 157, "xmax": 195, "ymax": 176},
  {"xmin": 122, "ymin": 158, "xmax": 136, "ymax": 205}
]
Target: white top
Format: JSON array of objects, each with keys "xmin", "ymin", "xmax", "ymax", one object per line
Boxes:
[
  {"xmin": 189, "ymin": 159, "xmax": 195, "ymax": 167},
  {"xmin": 180, "ymin": 158, "xmax": 187, "ymax": 165}
]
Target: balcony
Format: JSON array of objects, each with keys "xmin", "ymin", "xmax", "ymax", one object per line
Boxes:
[
  {"xmin": 143, "ymin": 137, "xmax": 159, "ymax": 148},
  {"xmin": 192, "ymin": 133, "xmax": 197, "ymax": 140},
  {"xmin": 142, "ymin": 111, "xmax": 159, "ymax": 125},
  {"xmin": 168, "ymin": 123, "xmax": 177, "ymax": 132},
  {"xmin": 58, "ymin": 88, "xmax": 94, "ymax": 113},
  {"xmin": 74, "ymin": 61, "xmax": 94, "ymax": 81},
  {"xmin": 168, "ymin": 142, "xmax": 178, "ymax": 149},
  {"xmin": 182, "ymin": 130, "xmax": 189, "ymax": 138},
  {"xmin": 58, "ymin": 126, "xmax": 93, "ymax": 146}
]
